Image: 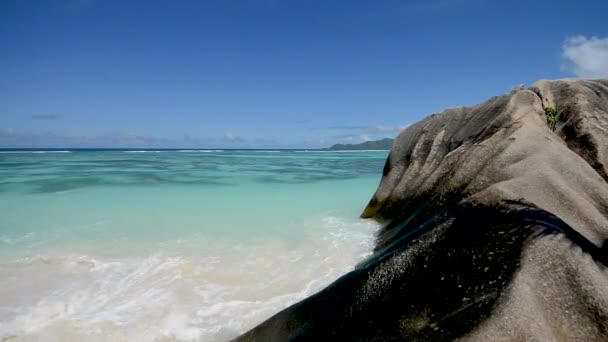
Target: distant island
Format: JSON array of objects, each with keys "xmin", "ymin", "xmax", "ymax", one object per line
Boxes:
[{"xmin": 324, "ymin": 138, "xmax": 393, "ymax": 151}]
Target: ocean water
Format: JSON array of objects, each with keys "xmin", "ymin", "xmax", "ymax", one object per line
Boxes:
[{"xmin": 0, "ymin": 149, "xmax": 387, "ymax": 341}]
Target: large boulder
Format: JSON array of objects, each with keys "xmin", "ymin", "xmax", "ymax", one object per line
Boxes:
[{"xmin": 237, "ymin": 80, "xmax": 608, "ymax": 341}]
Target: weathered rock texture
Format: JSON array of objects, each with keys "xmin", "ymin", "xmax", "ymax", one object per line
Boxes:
[{"xmin": 237, "ymin": 79, "xmax": 608, "ymax": 341}]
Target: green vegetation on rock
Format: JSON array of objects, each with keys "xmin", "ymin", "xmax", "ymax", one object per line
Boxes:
[{"xmin": 545, "ymin": 107, "xmax": 558, "ymax": 131}]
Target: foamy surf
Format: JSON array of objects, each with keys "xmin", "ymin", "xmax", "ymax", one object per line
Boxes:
[{"xmin": 0, "ymin": 216, "xmax": 378, "ymax": 341}]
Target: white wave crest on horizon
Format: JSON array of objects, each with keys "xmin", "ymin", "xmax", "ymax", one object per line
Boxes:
[
  {"xmin": 123, "ymin": 150, "xmax": 225, "ymax": 153},
  {"xmin": 123, "ymin": 150, "xmax": 174, "ymax": 153},
  {"xmin": 123, "ymin": 150, "xmax": 168, "ymax": 153},
  {"xmin": 0, "ymin": 151, "xmax": 72, "ymax": 154}
]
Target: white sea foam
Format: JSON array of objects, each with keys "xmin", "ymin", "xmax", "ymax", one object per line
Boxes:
[{"xmin": 0, "ymin": 216, "xmax": 378, "ymax": 341}]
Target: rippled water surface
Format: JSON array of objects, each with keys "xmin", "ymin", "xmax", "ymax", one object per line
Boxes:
[{"xmin": 0, "ymin": 149, "xmax": 386, "ymax": 341}]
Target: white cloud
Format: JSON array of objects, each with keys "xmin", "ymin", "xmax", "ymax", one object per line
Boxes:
[
  {"xmin": 321, "ymin": 124, "xmax": 408, "ymax": 136},
  {"xmin": 223, "ymin": 132, "xmax": 245, "ymax": 143},
  {"xmin": 315, "ymin": 123, "xmax": 409, "ymax": 147},
  {"xmin": 224, "ymin": 132, "xmax": 236, "ymax": 141},
  {"xmin": 0, "ymin": 130, "xmax": 179, "ymax": 148},
  {"xmin": 562, "ymin": 35, "xmax": 608, "ymax": 79},
  {"xmin": 367, "ymin": 125, "xmax": 408, "ymax": 135},
  {"xmin": 0, "ymin": 129, "xmax": 252, "ymax": 148},
  {"xmin": 340, "ymin": 134, "xmax": 373, "ymax": 144}
]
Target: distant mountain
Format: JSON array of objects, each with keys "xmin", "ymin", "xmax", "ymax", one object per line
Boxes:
[{"xmin": 324, "ymin": 138, "xmax": 393, "ymax": 151}]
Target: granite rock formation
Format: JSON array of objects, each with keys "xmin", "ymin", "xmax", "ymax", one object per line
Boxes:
[{"xmin": 237, "ymin": 79, "xmax": 608, "ymax": 341}]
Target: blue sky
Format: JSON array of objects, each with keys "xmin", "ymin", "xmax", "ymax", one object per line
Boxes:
[{"xmin": 2, "ymin": 0, "xmax": 607, "ymax": 148}]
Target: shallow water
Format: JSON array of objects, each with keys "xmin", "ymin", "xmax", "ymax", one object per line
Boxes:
[{"xmin": 0, "ymin": 150, "xmax": 386, "ymax": 341}]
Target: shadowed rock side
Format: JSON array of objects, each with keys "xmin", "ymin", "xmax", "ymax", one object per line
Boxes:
[{"xmin": 236, "ymin": 80, "xmax": 608, "ymax": 341}]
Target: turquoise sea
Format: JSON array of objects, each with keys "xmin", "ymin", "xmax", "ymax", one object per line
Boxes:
[{"xmin": 0, "ymin": 149, "xmax": 386, "ymax": 341}]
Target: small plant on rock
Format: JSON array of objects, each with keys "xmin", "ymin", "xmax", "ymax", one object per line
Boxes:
[{"xmin": 545, "ymin": 107, "xmax": 558, "ymax": 131}]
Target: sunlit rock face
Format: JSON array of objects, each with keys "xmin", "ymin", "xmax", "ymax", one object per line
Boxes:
[{"xmin": 237, "ymin": 80, "xmax": 608, "ymax": 342}]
